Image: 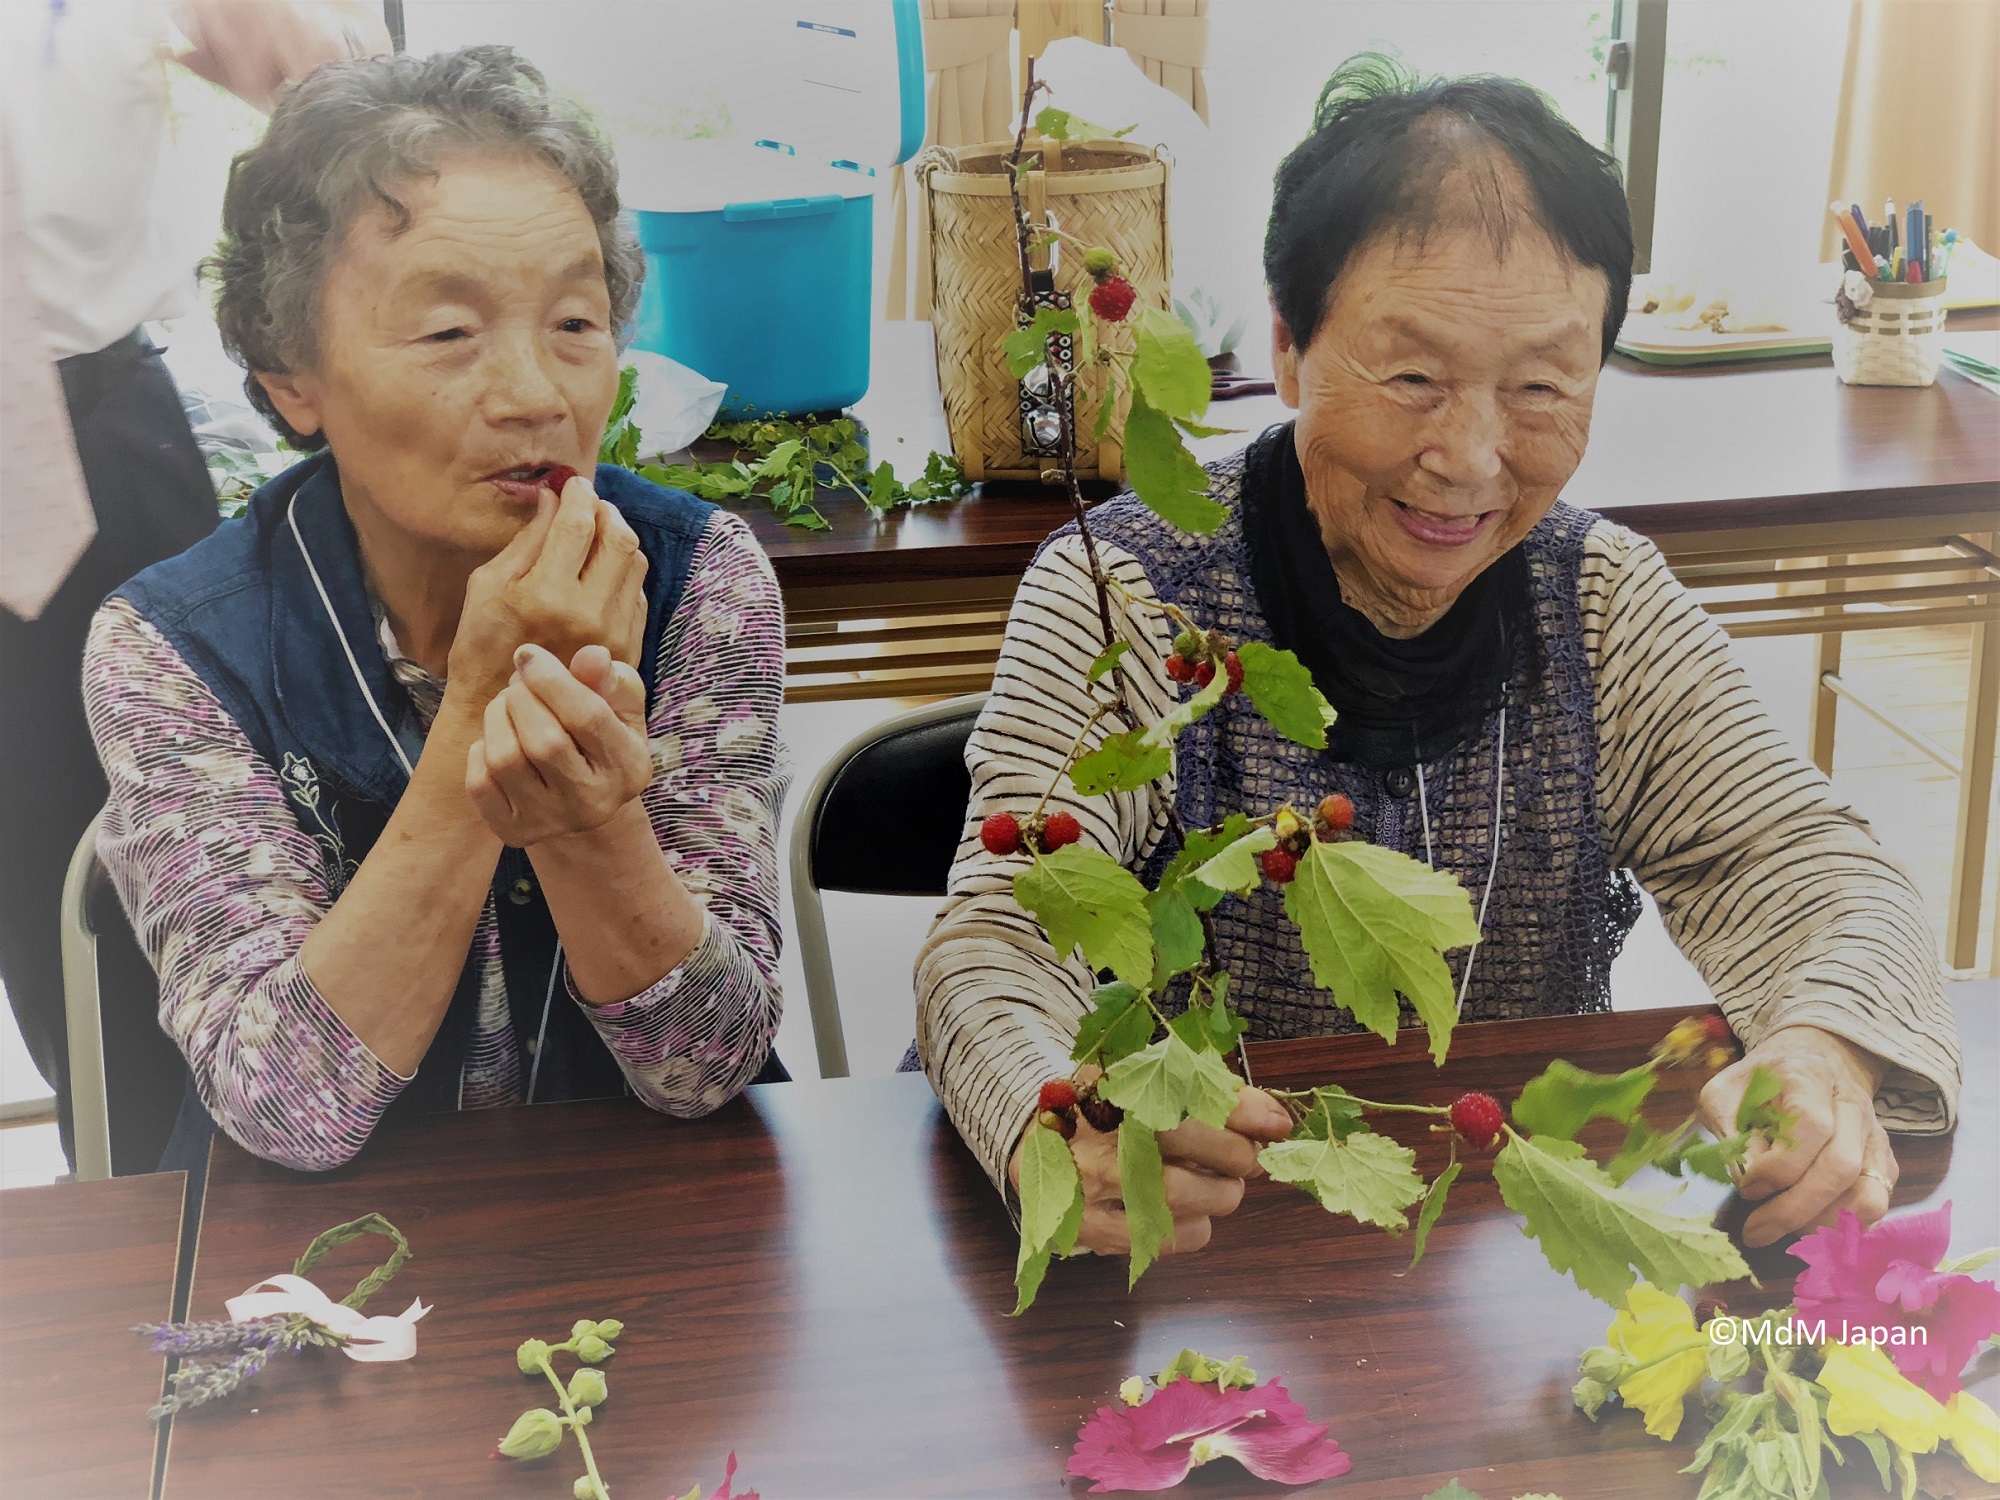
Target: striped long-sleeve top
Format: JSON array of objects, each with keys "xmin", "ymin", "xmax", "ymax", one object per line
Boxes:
[
  {"xmin": 915, "ymin": 486, "xmax": 1961, "ymax": 1194},
  {"xmin": 83, "ymin": 509, "xmax": 787, "ymax": 1171}
]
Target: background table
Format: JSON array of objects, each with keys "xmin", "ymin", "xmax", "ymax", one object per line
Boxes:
[
  {"xmin": 162, "ymin": 989, "xmax": 1995, "ymax": 1499},
  {"xmin": 1, "ymin": 1171, "xmax": 183, "ymax": 1497}
]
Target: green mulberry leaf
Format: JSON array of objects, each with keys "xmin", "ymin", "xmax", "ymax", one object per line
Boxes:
[
  {"xmin": 1511, "ymin": 1060, "xmax": 1657, "ymax": 1141},
  {"xmin": 1086, "ymin": 640, "xmax": 1130, "ymax": 683},
  {"xmin": 1118, "ymin": 1121, "xmax": 1172, "ymax": 1287},
  {"xmin": 1492, "ymin": 1134, "xmax": 1752, "ymax": 1305},
  {"xmin": 1283, "ymin": 839, "xmax": 1480, "ymax": 1062},
  {"xmin": 1132, "ymin": 306, "xmax": 1212, "ymax": 423},
  {"xmin": 1003, "ymin": 307, "xmax": 1080, "ymax": 379},
  {"xmin": 1072, "ymin": 981, "xmax": 1158, "ymax": 1067},
  {"xmin": 1014, "ymin": 845, "xmax": 1153, "ymax": 987},
  {"xmin": 1013, "ymin": 1122, "xmax": 1084, "ymax": 1315},
  {"xmin": 1405, "ymin": 1159, "xmax": 1461, "ymax": 1272},
  {"xmin": 1071, "ymin": 728, "xmax": 1171, "ymax": 796},
  {"xmin": 1189, "ymin": 825, "xmax": 1277, "ymax": 895},
  {"xmin": 1259, "ymin": 1127, "xmax": 1425, "ymax": 1231},
  {"xmin": 1234, "ymin": 641, "xmax": 1331, "ymax": 750},
  {"xmin": 1145, "ymin": 886, "xmax": 1205, "ymax": 982},
  {"xmin": 1124, "ymin": 388, "xmax": 1225, "ymax": 534},
  {"xmin": 1100, "ymin": 1034, "xmax": 1241, "ymax": 1133}
]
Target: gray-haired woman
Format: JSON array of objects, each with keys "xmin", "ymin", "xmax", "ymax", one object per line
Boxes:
[
  {"xmin": 919, "ymin": 59, "xmax": 1959, "ymax": 1263},
  {"xmin": 83, "ymin": 47, "xmax": 788, "ymax": 1173}
]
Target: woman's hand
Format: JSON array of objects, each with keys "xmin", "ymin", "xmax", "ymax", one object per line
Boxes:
[
  {"xmin": 1699, "ymin": 1024, "xmax": 1895, "ymax": 1248},
  {"xmin": 449, "ymin": 474, "xmax": 648, "ymax": 707},
  {"xmin": 1010, "ymin": 1084, "xmax": 1293, "ymax": 1257},
  {"xmin": 465, "ymin": 643, "xmax": 652, "ymax": 848}
]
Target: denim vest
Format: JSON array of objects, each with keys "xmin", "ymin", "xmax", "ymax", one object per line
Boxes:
[{"xmin": 115, "ymin": 452, "xmax": 713, "ymax": 1168}]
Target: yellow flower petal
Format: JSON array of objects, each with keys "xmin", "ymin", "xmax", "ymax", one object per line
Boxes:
[
  {"xmin": 1819, "ymin": 1342, "xmax": 1948, "ymax": 1454},
  {"xmin": 1944, "ymin": 1389, "xmax": 2000, "ymax": 1482},
  {"xmin": 1607, "ymin": 1282, "xmax": 1708, "ymax": 1442}
]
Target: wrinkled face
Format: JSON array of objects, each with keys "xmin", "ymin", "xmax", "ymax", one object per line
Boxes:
[
  {"xmin": 258, "ymin": 152, "xmax": 619, "ymax": 560},
  {"xmin": 1272, "ymin": 206, "xmax": 1606, "ymax": 634}
]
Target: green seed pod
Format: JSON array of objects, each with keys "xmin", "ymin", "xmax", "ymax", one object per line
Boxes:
[
  {"xmin": 1083, "ymin": 246, "xmax": 1118, "ymax": 278},
  {"xmin": 592, "ymin": 1318, "xmax": 624, "ymax": 1341},
  {"xmin": 574, "ymin": 1478, "xmax": 603, "ymax": 1500},
  {"xmin": 516, "ymin": 1338, "xmax": 552, "ymax": 1374},
  {"xmin": 1579, "ymin": 1345, "xmax": 1628, "ymax": 1386},
  {"xmin": 1172, "ymin": 630, "xmax": 1202, "ymax": 660},
  {"xmin": 574, "ymin": 1334, "xmax": 613, "ymax": 1364},
  {"xmin": 568, "ymin": 1368, "xmax": 608, "ymax": 1408},
  {"xmin": 570, "ymin": 1319, "xmax": 597, "ymax": 1342},
  {"xmin": 496, "ymin": 1407, "xmax": 564, "ymax": 1460}
]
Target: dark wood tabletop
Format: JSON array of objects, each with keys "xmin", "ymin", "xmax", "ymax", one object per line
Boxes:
[
  {"xmin": 1, "ymin": 1171, "xmax": 183, "ymax": 1498},
  {"xmin": 743, "ymin": 316, "xmax": 2000, "ymax": 592},
  {"xmin": 160, "ymin": 985, "xmax": 1995, "ymax": 1500}
]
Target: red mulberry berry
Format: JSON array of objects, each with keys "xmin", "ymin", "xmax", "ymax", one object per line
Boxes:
[
  {"xmin": 541, "ymin": 464, "xmax": 579, "ymax": 495},
  {"xmin": 1317, "ymin": 793, "xmax": 1355, "ymax": 832},
  {"xmin": 1222, "ymin": 652, "xmax": 1244, "ymax": 694},
  {"xmin": 1449, "ymin": 1091, "xmax": 1505, "ymax": 1150},
  {"xmin": 1088, "ymin": 275, "xmax": 1137, "ymax": 323},
  {"xmin": 1258, "ymin": 847, "xmax": 1299, "ymax": 884},
  {"xmin": 1698, "ymin": 1014, "xmax": 1733, "ymax": 1047},
  {"xmin": 1164, "ymin": 653, "xmax": 1194, "ymax": 683},
  {"xmin": 1039, "ymin": 1079, "xmax": 1078, "ymax": 1113},
  {"xmin": 981, "ymin": 812, "xmax": 1022, "ymax": 857},
  {"xmin": 1194, "ymin": 660, "xmax": 1216, "ymax": 688},
  {"xmin": 1042, "ymin": 811, "xmax": 1083, "ymax": 850}
]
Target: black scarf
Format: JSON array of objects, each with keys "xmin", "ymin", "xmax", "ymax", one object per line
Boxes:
[{"xmin": 1240, "ymin": 423, "xmax": 1532, "ymax": 771}]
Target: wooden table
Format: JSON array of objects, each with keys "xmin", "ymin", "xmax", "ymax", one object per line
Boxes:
[
  {"xmin": 1, "ymin": 1172, "xmax": 184, "ymax": 1497},
  {"xmin": 161, "ymin": 989, "xmax": 1996, "ymax": 1499}
]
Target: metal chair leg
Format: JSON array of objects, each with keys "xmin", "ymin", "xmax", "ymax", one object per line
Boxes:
[{"xmin": 59, "ymin": 809, "xmax": 112, "ymax": 1181}]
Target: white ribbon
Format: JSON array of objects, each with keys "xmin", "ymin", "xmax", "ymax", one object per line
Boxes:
[{"xmin": 224, "ymin": 1273, "xmax": 431, "ymax": 1363}]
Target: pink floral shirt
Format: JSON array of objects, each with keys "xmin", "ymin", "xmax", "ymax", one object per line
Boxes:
[{"xmin": 82, "ymin": 510, "xmax": 787, "ymax": 1171}]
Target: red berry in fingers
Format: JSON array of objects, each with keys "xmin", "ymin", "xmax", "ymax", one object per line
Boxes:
[
  {"xmin": 1039, "ymin": 1079, "xmax": 1079, "ymax": 1113},
  {"xmin": 541, "ymin": 464, "xmax": 580, "ymax": 496},
  {"xmin": 1042, "ymin": 811, "xmax": 1083, "ymax": 850},
  {"xmin": 1449, "ymin": 1091, "xmax": 1505, "ymax": 1150},
  {"xmin": 981, "ymin": 811, "xmax": 1023, "ymax": 857},
  {"xmin": 1223, "ymin": 651, "xmax": 1244, "ymax": 694},
  {"xmin": 1164, "ymin": 653, "xmax": 1193, "ymax": 683},
  {"xmin": 1317, "ymin": 792, "xmax": 1355, "ymax": 832},
  {"xmin": 1258, "ymin": 847, "xmax": 1299, "ymax": 885},
  {"xmin": 1088, "ymin": 274, "xmax": 1137, "ymax": 323}
]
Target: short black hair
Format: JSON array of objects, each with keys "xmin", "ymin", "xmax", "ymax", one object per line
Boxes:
[{"xmin": 1264, "ymin": 54, "xmax": 1633, "ymax": 363}]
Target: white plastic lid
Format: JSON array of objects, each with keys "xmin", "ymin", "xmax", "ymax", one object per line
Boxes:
[{"xmin": 620, "ymin": 139, "xmax": 875, "ymax": 215}]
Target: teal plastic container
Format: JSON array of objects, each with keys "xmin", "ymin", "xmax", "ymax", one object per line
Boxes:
[
  {"xmin": 624, "ymin": 0, "xmax": 925, "ymax": 418},
  {"xmin": 633, "ymin": 174, "xmax": 874, "ymax": 418}
]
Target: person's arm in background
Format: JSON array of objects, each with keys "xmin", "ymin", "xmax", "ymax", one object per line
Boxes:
[
  {"xmin": 171, "ymin": 1, "xmax": 390, "ymax": 111},
  {"xmin": 914, "ymin": 532, "xmax": 1290, "ymax": 1256},
  {"xmin": 1584, "ymin": 523, "xmax": 1960, "ymax": 1247}
]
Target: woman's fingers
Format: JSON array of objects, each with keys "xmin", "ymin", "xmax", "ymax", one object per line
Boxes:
[
  {"xmin": 1818, "ymin": 1126, "xmax": 1898, "ymax": 1230},
  {"xmin": 481, "ymin": 679, "xmax": 533, "ymax": 786},
  {"xmin": 1157, "ymin": 1116, "xmax": 1263, "ymax": 1180},
  {"xmin": 500, "ymin": 669, "xmax": 585, "ymax": 785},
  {"xmin": 463, "ymin": 740, "xmax": 513, "ymax": 826},
  {"xmin": 533, "ymin": 472, "xmax": 601, "ymax": 581},
  {"xmin": 1229, "ymin": 1086, "xmax": 1295, "ymax": 1143},
  {"xmin": 1741, "ymin": 1087, "xmax": 1875, "ymax": 1247},
  {"xmin": 1076, "ymin": 1203, "xmax": 1215, "ymax": 1258},
  {"xmin": 515, "ymin": 647, "xmax": 648, "ymax": 783},
  {"xmin": 1162, "ymin": 1162, "xmax": 1246, "ymax": 1220}
]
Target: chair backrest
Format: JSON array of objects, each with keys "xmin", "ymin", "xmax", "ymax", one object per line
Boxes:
[
  {"xmin": 59, "ymin": 809, "xmax": 113, "ymax": 1181},
  {"xmin": 788, "ymin": 694, "xmax": 985, "ymax": 1077}
]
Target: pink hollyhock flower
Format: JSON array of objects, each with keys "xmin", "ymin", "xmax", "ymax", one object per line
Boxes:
[
  {"xmin": 1792, "ymin": 1201, "xmax": 2000, "ymax": 1400},
  {"xmin": 672, "ymin": 1451, "xmax": 757, "ymax": 1500},
  {"xmin": 1067, "ymin": 1376, "xmax": 1353, "ymax": 1493}
]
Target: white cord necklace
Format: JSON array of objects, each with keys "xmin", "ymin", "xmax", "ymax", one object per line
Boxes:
[
  {"xmin": 288, "ymin": 494, "xmax": 563, "ymax": 1104},
  {"xmin": 1410, "ymin": 706, "xmax": 1508, "ymax": 1019}
]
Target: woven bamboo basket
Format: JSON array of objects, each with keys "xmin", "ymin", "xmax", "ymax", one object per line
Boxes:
[
  {"xmin": 1834, "ymin": 277, "xmax": 1947, "ymax": 386},
  {"xmin": 918, "ymin": 136, "xmax": 1172, "ymax": 482}
]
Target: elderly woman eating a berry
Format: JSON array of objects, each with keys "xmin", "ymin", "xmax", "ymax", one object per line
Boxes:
[
  {"xmin": 83, "ymin": 47, "xmax": 786, "ymax": 1173},
  {"xmin": 917, "ymin": 61, "xmax": 1958, "ymax": 1259}
]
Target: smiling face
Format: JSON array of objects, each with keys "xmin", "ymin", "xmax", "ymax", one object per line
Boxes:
[
  {"xmin": 255, "ymin": 151, "xmax": 620, "ymax": 564},
  {"xmin": 1271, "ymin": 190, "xmax": 1607, "ymax": 637}
]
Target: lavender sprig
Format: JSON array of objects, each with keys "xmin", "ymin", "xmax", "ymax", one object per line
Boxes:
[
  {"xmin": 136, "ymin": 1316, "xmax": 286, "ymax": 1358},
  {"xmin": 149, "ymin": 1342, "xmax": 274, "ymax": 1418}
]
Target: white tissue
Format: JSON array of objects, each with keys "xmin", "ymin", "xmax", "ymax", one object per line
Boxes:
[{"xmin": 625, "ymin": 348, "xmax": 727, "ymax": 457}]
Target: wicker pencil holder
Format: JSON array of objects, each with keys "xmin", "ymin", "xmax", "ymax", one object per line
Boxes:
[
  {"xmin": 1833, "ymin": 275, "xmax": 1947, "ymax": 386},
  {"xmin": 918, "ymin": 136, "xmax": 1172, "ymax": 483}
]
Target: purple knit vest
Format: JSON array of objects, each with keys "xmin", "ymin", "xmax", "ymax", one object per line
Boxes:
[{"xmin": 1048, "ymin": 450, "xmax": 1640, "ymax": 1039}]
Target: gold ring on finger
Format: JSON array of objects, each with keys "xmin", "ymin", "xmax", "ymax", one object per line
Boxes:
[{"xmin": 1859, "ymin": 1168, "xmax": 1892, "ymax": 1188}]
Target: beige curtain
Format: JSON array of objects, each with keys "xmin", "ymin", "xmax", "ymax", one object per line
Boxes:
[
  {"xmin": 1017, "ymin": 0, "xmax": 1104, "ymax": 71},
  {"xmin": 1822, "ymin": 0, "xmax": 1999, "ymax": 262},
  {"xmin": 1110, "ymin": 0, "xmax": 1210, "ymax": 122},
  {"xmin": 884, "ymin": 1, "xmax": 1017, "ymax": 320}
]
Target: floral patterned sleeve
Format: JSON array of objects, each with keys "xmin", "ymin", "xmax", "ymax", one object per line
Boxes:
[
  {"xmin": 82, "ymin": 599, "xmax": 410, "ymax": 1171},
  {"xmin": 568, "ymin": 509, "xmax": 789, "ymax": 1114}
]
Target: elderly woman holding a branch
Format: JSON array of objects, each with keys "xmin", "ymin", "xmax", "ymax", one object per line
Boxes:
[{"xmin": 918, "ymin": 59, "xmax": 1958, "ymax": 1265}]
